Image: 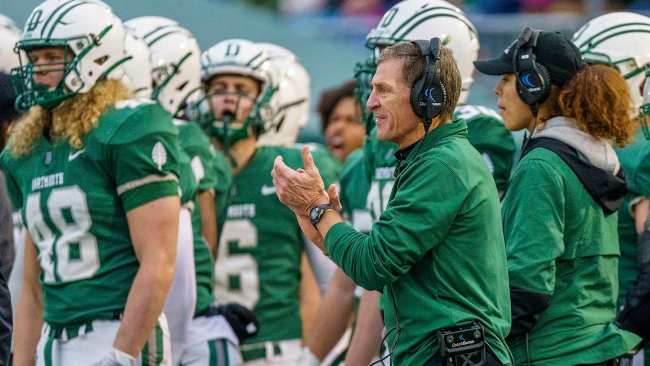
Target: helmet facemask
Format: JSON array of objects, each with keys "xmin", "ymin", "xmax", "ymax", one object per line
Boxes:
[
  {"xmin": 12, "ymin": 25, "xmax": 117, "ymax": 112},
  {"xmin": 639, "ymin": 71, "xmax": 650, "ymax": 140},
  {"xmin": 353, "ymin": 56, "xmax": 377, "ymax": 133},
  {"xmin": 198, "ymin": 82, "xmax": 277, "ymax": 153}
]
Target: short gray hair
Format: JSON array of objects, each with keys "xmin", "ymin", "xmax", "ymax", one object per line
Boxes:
[{"xmin": 378, "ymin": 41, "xmax": 461, "ymax": 121}]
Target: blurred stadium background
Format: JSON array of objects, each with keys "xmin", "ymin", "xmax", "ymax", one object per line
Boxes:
[{"xmin": 2, "ymin": 0, "xmax": 648, "ymax": 144}]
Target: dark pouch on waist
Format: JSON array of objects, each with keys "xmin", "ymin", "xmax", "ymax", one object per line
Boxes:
[{"xmin": 436, "ymin": 321, "xmax": 486, "ymax": 366}]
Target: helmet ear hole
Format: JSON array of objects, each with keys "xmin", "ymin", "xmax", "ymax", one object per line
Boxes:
[{"xmin": 94, "ymin": 56, "xmax": 107, "ymax": 66}]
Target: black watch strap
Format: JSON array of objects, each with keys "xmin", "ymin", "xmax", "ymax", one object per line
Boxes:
[{"xmin": 310, "ymin": 203, "xmax": 334, "ymax": 228}]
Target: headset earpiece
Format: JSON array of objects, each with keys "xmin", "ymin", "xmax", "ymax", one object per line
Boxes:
[
  {"xmin": 513, "ymin": 27, "xmax": 552, "ymax": 109},
  {"xmin": 409, "ymin": 38, "xmax": 446, "ymax": 123}
]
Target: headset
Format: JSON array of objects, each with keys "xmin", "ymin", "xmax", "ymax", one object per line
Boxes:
[
  {"xmin": 410, "ymin": 38, "xmax": 446, "ymax": 127},
  {"xmin": 513, "ymin": 27, "xmax": 551, "ymax": 116}
]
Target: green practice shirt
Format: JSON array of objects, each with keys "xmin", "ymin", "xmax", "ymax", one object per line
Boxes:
[
  {"xmin": 502, "ymin": 147, "xmax": 641, "ymax": 366},
  {"xmin": 326, "ymin": 119, "xmax": 512, "ymax": 366}
]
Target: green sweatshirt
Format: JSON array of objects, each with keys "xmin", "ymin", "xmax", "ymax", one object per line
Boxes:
[
  {"xmin": 502, "ymin": 148, "xmax": 641, "ymax": 366},
  {"xmin": 325, "ymin": 119, "xmax": 512, "ymax": 366}
]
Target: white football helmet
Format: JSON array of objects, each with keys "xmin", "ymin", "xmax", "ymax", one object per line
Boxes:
[
  {"xmin": 124, "ymin": 16, "xmax": 201, "ymax": 117},
  {"xmin": 0, "ymin": 13, "xmax": 21, "ymax": 73},
  {"xmin": 256, "ymin": 43, "xmax": 311, "ymax": 147},
  {"xmin": 122, "ymin": 32, "xmax": 152, "ymax": 98},
  {"xmin": 200, "ymin": 39, "xmax": 275, "ymax": 146},
  {"xmin": 366, "ymin": 0, "xmax": 479, "ymax": 104},
  {"xmin": 572, "ymin": 12, "xmax": 650, "ymax": 108},
  {"xmin": 12, "ymin": 0, "xmax": 126, "ymax": 111}
]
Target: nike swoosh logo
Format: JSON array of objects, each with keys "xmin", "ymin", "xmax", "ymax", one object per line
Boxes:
[
  {"xmin": 68, "ymin": 149, "xmax": 85, "ymax": 161},
  {"xmin": 261, "ymin": 185, "xmax": 277, "ymax": 196}
]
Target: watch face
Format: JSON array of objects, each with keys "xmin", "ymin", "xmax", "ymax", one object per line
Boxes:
[{"xmin": 310, "ymin": 207, "xmax": 319, "ymax": 221}]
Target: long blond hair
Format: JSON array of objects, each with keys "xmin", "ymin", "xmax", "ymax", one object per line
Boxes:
[{"xmin": 9, "ymin": 79, "xmax": 132, "ymax": 155}]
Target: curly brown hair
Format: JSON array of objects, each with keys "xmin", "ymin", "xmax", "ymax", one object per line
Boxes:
[
  {"xmin": 317, "ymin": 80, "xmax": 357, "ymax": 132},
  {"xmin": 9, "ymin": 79, "xmax": 132, "ymax": 155},
  {"xmin": 542, "ymin": 64, "xmax": 636, "ymax": 147}
]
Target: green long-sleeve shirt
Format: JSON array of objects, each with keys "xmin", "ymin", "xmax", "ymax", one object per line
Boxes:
[{"xmin": 325, "ymin": 119, "xmax": 512, "ymax": 366}]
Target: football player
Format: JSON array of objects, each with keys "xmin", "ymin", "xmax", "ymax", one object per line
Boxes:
[
  {"xmin": 0, "ymin": 12, "xmax": 24, "ymax": 363},
  {"xmin": 573, "ymin": 12, "xmax": 650, "ymax": 363},
  {"xmin": 0, "ymin": 13, "xmax": 20, "ymax": 74},
  {"xmin": 255, "ymin": 43, "xmax": 338, "ymax": 297},
  {"xmin": 300, "ymin": 1, "xmax": 516, "ymax": 364},
  {"xmin": 3, "ymin": 1, "xmax": 179, "ymax": 365},
  {"xmin": 124, "ymin": 17, "xmax": 241, "ymax": 366},
  {"xmin": 201, "ymin": 39, "xmax": 339, "ymax": 365},
  {"xmin": 121, "ymin": 19, "xmax": 198, "ymax": 366}
]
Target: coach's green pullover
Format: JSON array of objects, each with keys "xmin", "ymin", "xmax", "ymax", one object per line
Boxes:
[{"xmin": 325, "ymin": 119, "xmax": 512, "ymax": 366}]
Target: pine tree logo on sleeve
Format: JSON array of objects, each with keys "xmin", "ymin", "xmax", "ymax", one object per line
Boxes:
[
  {"xmin": 152, "ymin": 141, "xmax": 168, "ymax": 170},
  {"xmin": 190, "ymin": 156, "xmax": 205, "ymax": 184}
]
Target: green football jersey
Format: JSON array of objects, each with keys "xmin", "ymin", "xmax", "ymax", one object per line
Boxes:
[
  {"xmin": 339, "ymin": 148, "xmax": 372, "ymax": 234},
  {"xmin": 213, "ymin": 146, "xmax": 233, "ymax": 239},
  {"xmin": 0, "ymin": 99, "xmax": 180, "ymax": 327},
  {"xmin": 615, "ymin": 130, "xmax": 650, "ymax": 307},
  {"xmin": 178, "ymin": 149, "xmax": 197, "ymax": 206},
  {"xmin": 174, "ymin": 120, "xmax": 219, "ymax": 193},
  {"xmin": 174, "ymin": 119, "xmax": 220, "ymax": 314},
  {"xmin": 364, "ymin": 104, "xmax": 515, "ymax": 222},
  {"xmin": 454, "ymin": 105, "xmax": 515, "ymax": 193},
  {"xmin": 215, "ymin": 145, "xmax": 339, "ymax": 344}
]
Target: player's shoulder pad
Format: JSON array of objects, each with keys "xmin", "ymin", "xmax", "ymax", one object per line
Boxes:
[
  {"xmin": 175, "ymin": 119, "xmax": 210, "ymax": 144},
  {"xmin": 93, "ymin": 99, "xmax": 178, "ymax": 145},
  {"xmin": 455, "ymin": 104, "xmax": 503, "ymax": 125},
  {"xmin": 456, "ymin": 104, "xmax": 514, "ymax": 147},
  {"xmin": 0, "ymin": 145, "xmax": 18, "ymax": 170}
]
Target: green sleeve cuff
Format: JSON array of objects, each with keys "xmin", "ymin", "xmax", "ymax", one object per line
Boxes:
[
  {"xmin": 121, "ymin": 180, "xmax": 179, "ymax": 212},
  {"xmin": 325, "ymin": 222, "xmax": 356, "ymax": 260}
]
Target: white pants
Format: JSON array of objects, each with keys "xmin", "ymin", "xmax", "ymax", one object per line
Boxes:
[
  {"xmin": 180, "ymin": 309, "xmax": 239, "ymax": 365},
  {"xmin": 241, "ymin": 339, "xmax": 301, "ymax": 366},
  {"xmin": 633, "ymin": 349, "xmax": 645, "ymax": 366},
  {"xmin": 35, "ymin": 315, "xmax": 171, "ymax": 366},
  {"xmin": 8, "ymin": 210, "xmax": 25, "ymax": 352},
  {"xmin": 180, "ymin": 338, "xmax": 239, "ymax": 366},
  {"xmin": 163, "ymin": 208, "xmax": 197, "ymax": 366}
]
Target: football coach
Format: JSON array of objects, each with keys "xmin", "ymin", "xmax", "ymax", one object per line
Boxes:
[{"xmin": 272, "ymin": 40, "xmax": 512, "ymax": 366}]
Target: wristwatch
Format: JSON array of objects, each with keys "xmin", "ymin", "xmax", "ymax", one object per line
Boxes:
[{"xmin": 310, "ymin": 203, "xmax": 334, "ymax": 228}]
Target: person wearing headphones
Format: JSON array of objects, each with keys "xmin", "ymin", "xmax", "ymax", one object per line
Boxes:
[
  {"xmin": 272, "ymin": 40, "xmax": 512, "ymax": 366},
  {"xmin": 475, "ymin": 29, "xmax": 642, "ymax": 365}
]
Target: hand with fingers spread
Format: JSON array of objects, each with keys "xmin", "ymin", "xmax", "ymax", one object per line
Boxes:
[{"xmin": 271, "ymin": 145, "xmax": 331, "ymax": 216}]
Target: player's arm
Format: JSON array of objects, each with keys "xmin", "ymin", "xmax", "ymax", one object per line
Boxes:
[
  {"xmin": 300, "ymin": 252, "xmax": 322, "ymax": 338},
  {"xmin": 345, "ymin": 290, "xmax": 384, "ymax": 365},
  {"xmin": 198, "ymin": 189, "xmax": 218, "ymax": 254},
  {"xmin": 616, "ymin": 197, "xmax": 650, "ymax": 340},
  {"xmin": 302, "ymin": 267, "xmax": 356, "ymax": 361},
  {"xmin": 13, "ymin": 231, "xmax": 43, "ymax": 366},
  {"xmin": 109, "ymin": 105, "xmax": 181, "ymax": 357},
  {"xmin": 114, "ymin": 195, "xmax": 180, "ymax": 357},
  {"xmin": 634, "ymin": 198, "xmax": 650, "ymax": 264}
]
